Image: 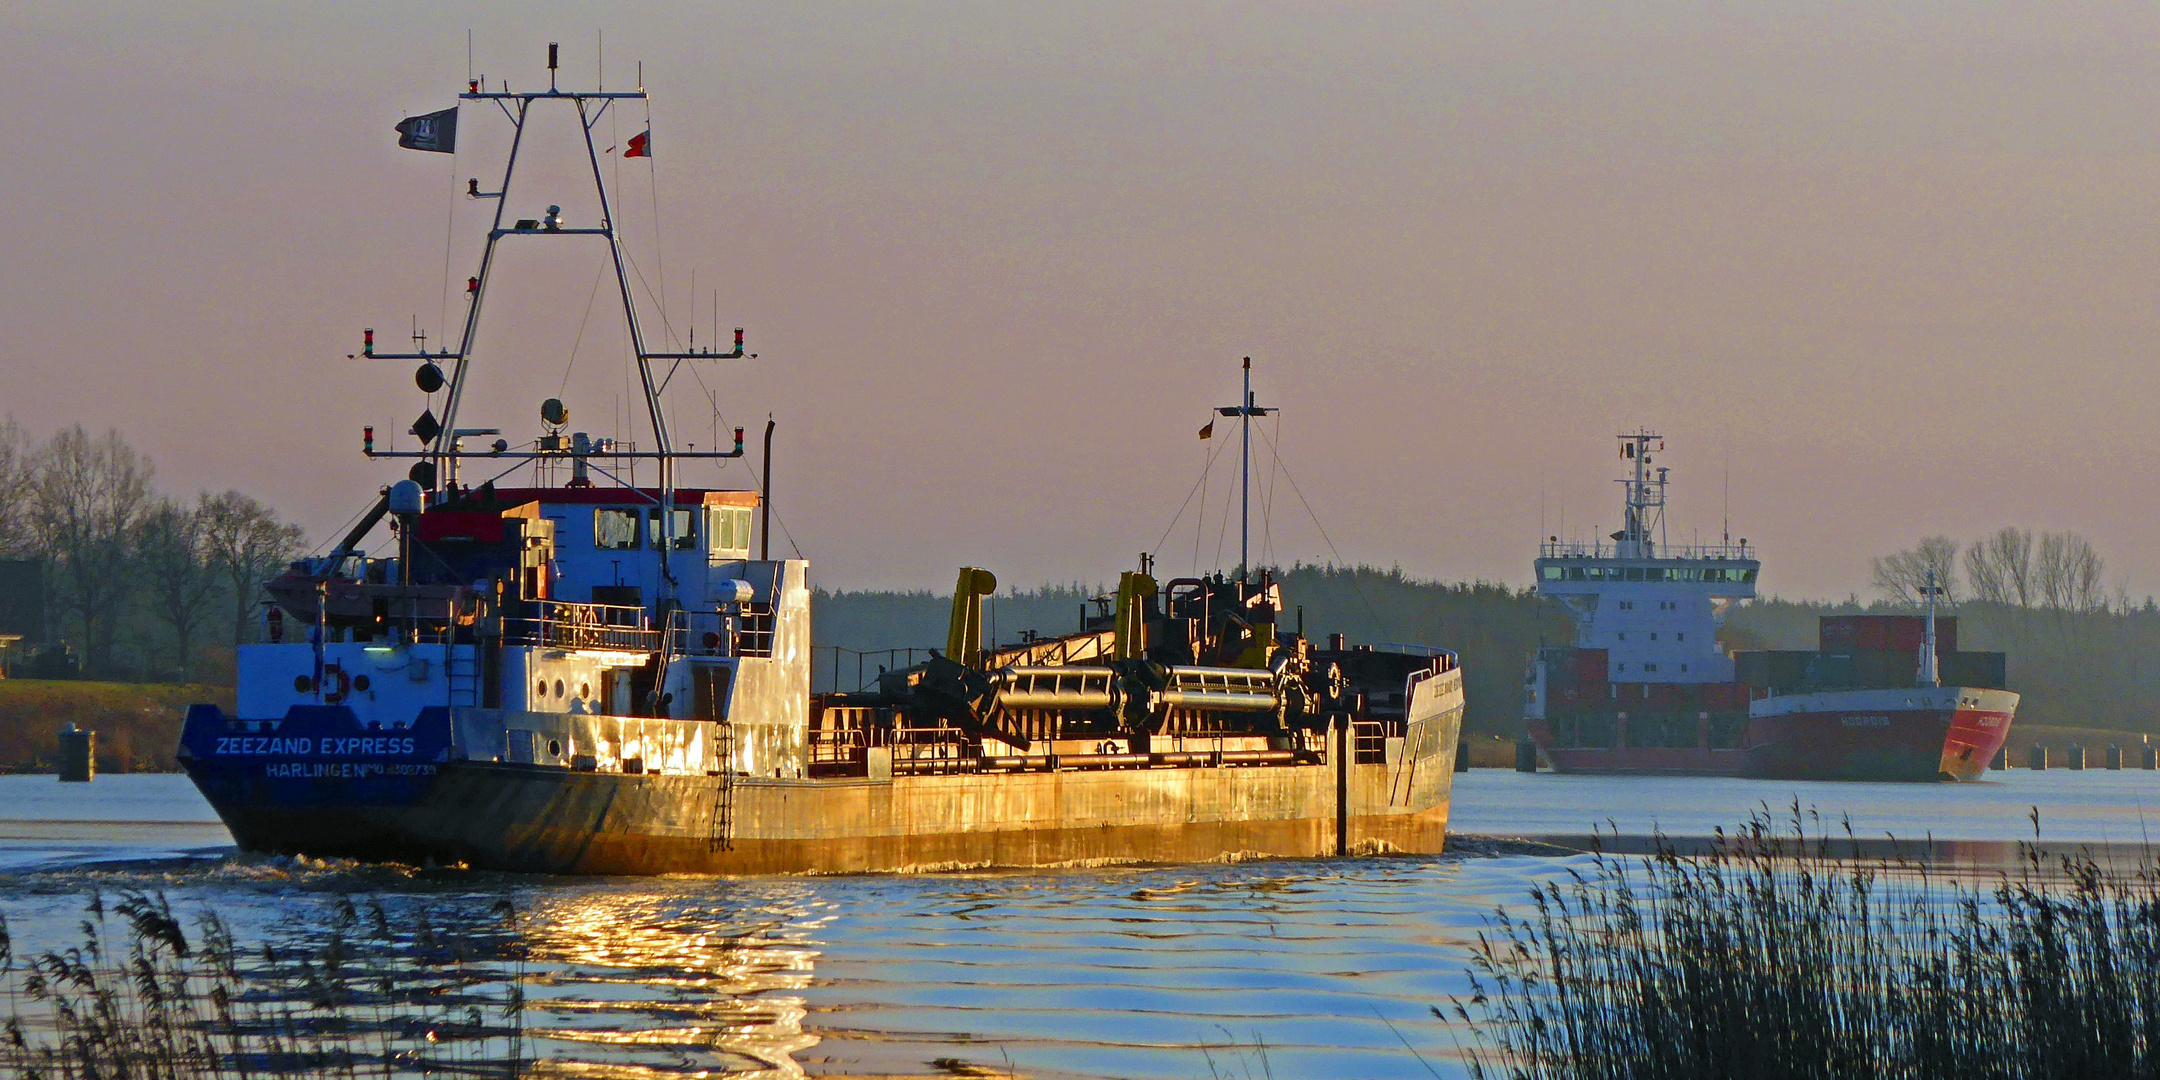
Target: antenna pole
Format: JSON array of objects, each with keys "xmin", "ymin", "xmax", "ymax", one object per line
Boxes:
[
  {"xmin": 760, "ymin": 417, "xmax": 775, "ymax": 560},
  {"xmin": 1240, "ymin": 356, "xmax": 1251, "ymax": 582}
]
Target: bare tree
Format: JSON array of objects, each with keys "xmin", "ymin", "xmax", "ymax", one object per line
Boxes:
[
  {"xmin": 198, "ymin": 490, "xmax": 306, "ymax": 646},
  {"xmin": 2035, "ymin": 530, "xmax": 2106, "ymax": 613},
  {"xmin": 0, "ymin": 417, "xmax": 35, "ymax": 557},
  {"xmin": 30, "ymin": 427, "xmax": 155, "ymax": 675},
  {"xmin": 1963, "ymin": 527, "xmax": 2034, "ymax": 607},
  {"xmin": 135, "ymin": 497, "xmax": 220, "ymax": 681},
  {"xmin": 1871, "ymin": 536, "xmax": 1961, "ymax": 607}
]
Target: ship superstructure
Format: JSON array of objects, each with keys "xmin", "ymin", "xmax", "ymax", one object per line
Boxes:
[
  {"xmin": 176, "ymin": 49, "xmax": 1464, "ymax": 872},
  {"xmin": 1524, "ymin": 433, "xmax": 2016, "ymax": 781}
]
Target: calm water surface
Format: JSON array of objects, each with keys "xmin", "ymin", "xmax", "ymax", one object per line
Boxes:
[{"xmin": 4, "ymin": 768, "xmax": 2157, "ymax": 1077}]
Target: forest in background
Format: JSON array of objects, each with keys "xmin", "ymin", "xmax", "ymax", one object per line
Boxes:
[
  {"xmin": 0, "ymin": 420, "xmax": 310, "ymax": 682},
  {"xmin": 812, "ymin": 565, "xmax": 1563, "ymax": 735},
  {"xmin": 814, "ymin": 536, "xmax": 2160, "ymax": 735},
  {"xmin": 1, "ymin": 410, "xmax": 2149, "ymax": 738}
]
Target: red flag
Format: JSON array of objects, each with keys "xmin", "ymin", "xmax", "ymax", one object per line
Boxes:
[{"xmin": 624, "ymin": 130, "xmax": 651, "ymax": 158}]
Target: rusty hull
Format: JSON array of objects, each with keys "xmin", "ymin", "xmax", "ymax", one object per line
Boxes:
[{"xmin": 215, "ymin": 734, "xmax": 1456, "ymax": 875}]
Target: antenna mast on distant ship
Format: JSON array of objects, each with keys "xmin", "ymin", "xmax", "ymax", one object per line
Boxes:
[{"xmin": 1614, "ymin": 430, "xmax": 1667, "ymax": 558}]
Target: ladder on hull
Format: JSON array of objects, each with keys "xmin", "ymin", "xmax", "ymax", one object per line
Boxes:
[
  {"xmin": 707, "ymin": 719, "xmax": 735, "ymax": 852},
  {"xmin": 446, "ymin": 648, "xmax": 482, "ymax": 709}
]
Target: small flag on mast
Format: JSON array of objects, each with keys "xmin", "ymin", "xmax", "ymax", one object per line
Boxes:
[
  {"xmin": 1198, "ymin": 419, "xmax": 1214, "ymax": 440},
  {"xmin": 394, "ymin": 108, "xmax": 458, "ymax": 154},
  {"xmin": 624, "ymin": 130, "xmax": 651, "ymax": 158}
]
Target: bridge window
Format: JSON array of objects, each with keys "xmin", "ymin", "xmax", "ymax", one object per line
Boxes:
[
  {"xmin": 1542, "ymin": 565, "xmax": 1563, "ymax": 580},
  {"xmin": 707, "ymin": 506, "xmax": 753, "ymax": 557},
  {"xmin": 594, "ymin": 508, "xmax": 640, "ymax": 549},
  {"xmin": 648, "ymin": 508, "xmax": 697, "ymax": 551}
]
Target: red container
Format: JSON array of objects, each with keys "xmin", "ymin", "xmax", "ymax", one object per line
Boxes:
[{"xmin": 1820, "ymin": 615, "xmax": 1957, "ymax": 655}]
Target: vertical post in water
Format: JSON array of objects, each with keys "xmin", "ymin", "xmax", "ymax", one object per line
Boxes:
[
  {"xmin": 57, "ymin": 725, "xmax": 94, "ymax": 783},
  {"xmin": 1334, "ymin": 717, "xmax": 1349, "ymax": 856}
]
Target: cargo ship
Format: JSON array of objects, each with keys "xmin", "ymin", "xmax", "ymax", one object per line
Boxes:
[
  {"xmin": 1522, "ymin": 432, "xmax": 2015, "ymax": 781},
  {"xmin": 174, "ymin": 53, "xmax": 1464, "ymax": 874}
]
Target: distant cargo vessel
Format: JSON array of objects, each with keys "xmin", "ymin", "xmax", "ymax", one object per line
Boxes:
[
  {"xmin": 174, "ymin": 54, "xmax": 1464, "ymax": 873},
  {"xmin": 1522, "ymin": 432, "xmax": 2015, "ymax": 782}
]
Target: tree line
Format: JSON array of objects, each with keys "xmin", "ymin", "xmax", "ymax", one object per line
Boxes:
[
  {"xmin": 1869, "ymin": 527, "xmax": 2115, "ymax": 613},
  {"xmin": 0, "ymin": 420, "xmax": 308, "ymax": 682}
]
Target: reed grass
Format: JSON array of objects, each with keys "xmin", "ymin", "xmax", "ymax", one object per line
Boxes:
[
  {"xmin": 1454, "ymin": 805, "xmax": 2160, "ymax": 1079},
  {"xmin": 0, "ymin": 891, "xmax": 526, "ymax": 1079}
]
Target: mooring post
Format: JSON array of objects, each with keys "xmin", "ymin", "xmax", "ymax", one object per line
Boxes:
[
  {"xmin": 1334, "ymin": 718, "xmax": 1349, "ymax": 857},
  {"xmin": 57, "ymin": 724, "xmax": 94, "ymax": 783},
  {"xmin": 1515, "ymin": 737, "xmax": 1540, "ymax": 773}
]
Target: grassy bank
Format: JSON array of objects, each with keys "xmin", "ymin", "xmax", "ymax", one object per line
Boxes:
[{"xmin": 0, "ymin": 679, "xmax": 231, "ymax": 773}]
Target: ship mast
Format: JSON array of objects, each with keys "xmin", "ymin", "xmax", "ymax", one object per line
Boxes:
[
  {"xmin": 1614, "ymin": 430, "xmax": 1667, "ymax": 559},
  {"xmin": 1917, "ymin": 568, "xmax": 1942, "ymax": 688},
  {"xmin": 1216, "ymin": 357, "xmax": 1275, "ymax": 582},
  {"xmin": 359, "ymin": 45, "xmax": 754, "ymax": 601}
]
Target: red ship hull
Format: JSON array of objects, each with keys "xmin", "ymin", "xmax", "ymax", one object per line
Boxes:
[{"xmin": 1531, "ymin": 686, "xmax": 2018, "ymax": 782}]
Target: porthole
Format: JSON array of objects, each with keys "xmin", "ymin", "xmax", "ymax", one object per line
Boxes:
[
  {"xmin": 535, "ymin": 679, "xmax": 548, "ymax": 698},
  {"xmin": 554, "ymin": 678, "xmax": 567, "ymax": 698},
  {"xmin": 579, "ymin": 683, "xmax": 591, "ymax": 700},
  {"xmin": 548, "ymin": 739, "xmax": 562, "ymax": 757},
  {"xmin": 293, "ymin": 675, "xmax": 314, "ymax": 693},
  {"xmin": 352, "ymin": 675, "xmax": 372, "ymax": 692}
]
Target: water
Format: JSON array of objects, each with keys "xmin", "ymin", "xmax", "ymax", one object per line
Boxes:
[{"xmin": 5, "ymin": 768, "xmax": 2160, "ymax": 1077}]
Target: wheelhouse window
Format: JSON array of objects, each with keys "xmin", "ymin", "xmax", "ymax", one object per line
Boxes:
[
  {"xmin": 594, "ymin": 508, "xmax": 640, "ymax": 549},
  {"xmin": 707, "ymin": 506, "xmax": 753, "ymax": 558},
  {"xmin": 648, "ymin": 508, "xmax": 697, "ymax": 551}
]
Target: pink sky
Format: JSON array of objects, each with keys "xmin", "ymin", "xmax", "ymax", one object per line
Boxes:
[{"xmin": 5, "ymin": 3, "xmax": 2158, "ymax": 599}]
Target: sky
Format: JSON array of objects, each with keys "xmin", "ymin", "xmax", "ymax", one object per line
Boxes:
[{"xmin": 4, "ymin": 2, "xmax": 2159, "ymax": 600}]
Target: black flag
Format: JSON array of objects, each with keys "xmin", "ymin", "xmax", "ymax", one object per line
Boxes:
[{"xmin": 395, "ymin": 108, "xmax": 458, "ymax": 153}]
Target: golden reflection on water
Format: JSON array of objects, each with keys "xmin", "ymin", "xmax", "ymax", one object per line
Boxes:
[{"xmin": 510, "ymin": 888, "xmax": 830, "ymax": 1078}]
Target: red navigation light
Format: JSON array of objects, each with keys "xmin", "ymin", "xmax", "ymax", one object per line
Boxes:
[
  {"xmin": 363, "ymin": 328, "xmax": 374, "ymax": 356},
  {"xmin": 363, "ymin": 426, "xmax": 375, "ymax": 454},
  {"xmin": 733, "ymin": 426, "xmax": 745, "ymax": 450},
  {"xmin": 467, "ymin": 276, "xmax": 481, "ymax": 294},
  {"xmin": 469, "ymin": 79, "xmax": 480, "ymax": 94},
  {"xmin": 734, "ymin": 327, "xmax": 744, "ymax": 349}
]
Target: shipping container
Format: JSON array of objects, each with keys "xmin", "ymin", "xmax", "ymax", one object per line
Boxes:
[
  {"xmin": 1940, "ymin": 651, "xmax": 2008, "ymax": 689},
  {"xmin": 1818, "ymin": 615, "xmax": 1956, "ymax": 655}
]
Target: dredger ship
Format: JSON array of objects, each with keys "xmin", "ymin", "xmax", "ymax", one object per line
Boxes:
[
  {"xmin": 175, "ymin": 53, "xmax": 1464, "ymax": 874},
  {"xmin": 1522, "ymin": 432, "xmax": 2015, "ymax": 782}
]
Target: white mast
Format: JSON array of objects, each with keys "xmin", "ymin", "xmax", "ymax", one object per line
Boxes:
[{"xmin": 1917, "ymin": 568, "xmax": 1942, "ymax": 688}]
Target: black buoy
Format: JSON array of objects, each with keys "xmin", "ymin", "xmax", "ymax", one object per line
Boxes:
[
  {"xmin": 2029, "ymin": 744, "xmax": 2049, "ymax": 771},
  {"xmin": 1990, "ymin": 747, "xmax": 2007, "ymax": 771},
  {"xmin": 2066, "ymin": 744, "xmax": 2087, "ymax": 771},
  {"xmin": 1454, "ymin": 739, "xmax": 1470, "ymax": 773},
  {"xmin": 2107, "ymin": 745, "xmax": 2123, "ymax": 770},
  {"xmin": 2143, "ymin": 743, "xmax": 2157, "ymax": 771},
  {"xmin": 57, "ymin": 724, "xmax": 94, "ymax": 783},
  {"xmin": 1514, "ymin": 737, "xmax": 1540, "ymax": 773}
]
